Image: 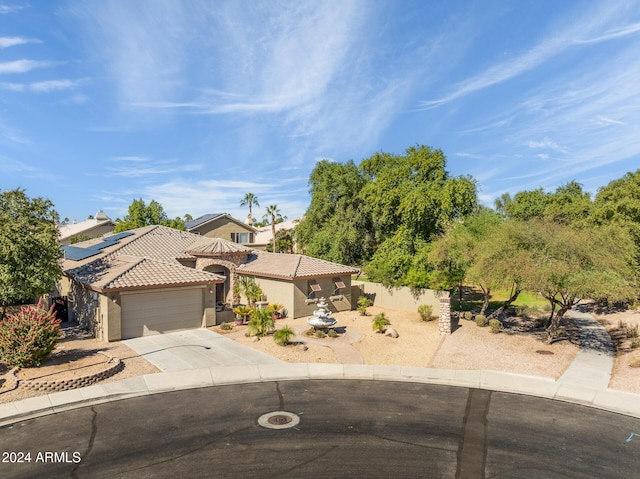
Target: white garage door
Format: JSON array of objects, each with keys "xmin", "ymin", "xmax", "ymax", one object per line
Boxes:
[{"xmin": 121, "ymin": 288, "xmax": 203, "ymax": 339}]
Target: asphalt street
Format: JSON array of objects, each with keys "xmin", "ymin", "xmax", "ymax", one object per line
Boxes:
[{"xmin": 1, "ymin": 380, "xmax": 639, "ymax": 478}]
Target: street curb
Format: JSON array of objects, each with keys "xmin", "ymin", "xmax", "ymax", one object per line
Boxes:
[{"xmin": 1, "ymin": 363, "xmax": 639, "ymax": 427}]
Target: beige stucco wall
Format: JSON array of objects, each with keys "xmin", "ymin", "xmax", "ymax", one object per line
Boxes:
[
  {"xmin": 192, "ymin": 217, "xmax": 254, "ymax": 243},
  {"xmin": 292, "ymin": 275, "xmax": 353, "ymax": 319},
  {"xmin": 351, "ymin": 280, "xmax": 448, "ymax": 314},
  {"xmin": 101, "ymin": 293, "xmax": 122, "ymax": 342},
  {"xmin": 252, "ymin": 277, "xmax": 294, "ymax": 318}
]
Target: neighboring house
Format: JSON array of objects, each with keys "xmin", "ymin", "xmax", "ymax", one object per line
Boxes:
[
  {"xmin": 185, "ymin": 213, "xmax": 257, "ymax": 245},
  {"xmin": 59, "ymin": 225, "xmax": 359, "ymax": 341},
  {"xmin": 250, "ymin": 218, "xmax": 299, "ymax": 251},
  {"xmin": 58, "ymin": 210, "xmax": 115, "ymax": 246}
]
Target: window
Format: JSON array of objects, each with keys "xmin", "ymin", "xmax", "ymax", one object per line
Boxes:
[
  {"xmin": 231, "ymin": 232, "xmax": 250, "ymax": 244},
  {"xmin": 307, "ymin": 280, "xmax": 321, "ymax": 299}
]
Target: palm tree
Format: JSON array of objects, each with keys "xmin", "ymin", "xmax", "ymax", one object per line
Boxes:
[
  {"xmin": 240, "ymin": 193, "xmax": 259, "ymax": 225},
  {"xmin": 264, "ymin": 204, "xmax": 285, "ymax": 253}
]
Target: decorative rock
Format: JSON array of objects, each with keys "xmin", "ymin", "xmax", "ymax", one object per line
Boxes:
[
  {"xmin": 384, "ymin": 327, "xmax": 399, "ymax": 338},
  {"xmin": 252, "ymin": 336, "xmax": 260, "ymax": 342},
  {"xmin": 298, "ymin": 344, "xmax": 309, "ymax": 351}
]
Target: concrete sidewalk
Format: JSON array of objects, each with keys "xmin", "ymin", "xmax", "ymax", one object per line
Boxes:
[{"xmin": 1, "ymin": 308, "xmax": 639, "ymax": 426}]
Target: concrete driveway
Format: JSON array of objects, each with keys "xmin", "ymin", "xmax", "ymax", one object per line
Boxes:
[{"xmin": 123, "ymin": 328, "xmax": 282, "ymax": 372}]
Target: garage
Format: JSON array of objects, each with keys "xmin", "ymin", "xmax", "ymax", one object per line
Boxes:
[{"xmin": 121, "ymin": 287, "xmax": 204, "ymax": 339}]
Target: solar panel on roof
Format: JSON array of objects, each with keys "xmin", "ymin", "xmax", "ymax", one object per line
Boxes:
[
  {"xmin": 98, "ymin": 231, "xmax": 134, "ymax": 249},
  {"xmin": 62, "ymin": 245, "xmax": 102, "ymax": 261},
  {"xmin": 63, "ymin": 231, "xmax": 135, "ymax": 260}
]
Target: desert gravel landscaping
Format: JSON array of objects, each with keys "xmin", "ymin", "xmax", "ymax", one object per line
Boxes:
[{"xmin": 3, "ymin": 305, "xmax": 640, "ymax": 404}]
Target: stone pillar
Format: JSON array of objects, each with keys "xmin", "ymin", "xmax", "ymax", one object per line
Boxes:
[{"xmin": 439, "ymin": 297, "xmax": 452, "ymax": 335}]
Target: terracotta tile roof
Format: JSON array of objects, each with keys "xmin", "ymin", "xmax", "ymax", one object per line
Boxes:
[
  {"xmin": 186, "ymin": 237, "xmax": 252, "ymax": 256},
  {"xmin": 63, "ymin": 226, "xmax": 224, "ymax": 291},
  {"xmin": 237, "ymin": 251, "xmax": 359, "ymax": 280},
  {"xmin": 114, "ymin": 226, "xmax": 200, "ymax": 261}
]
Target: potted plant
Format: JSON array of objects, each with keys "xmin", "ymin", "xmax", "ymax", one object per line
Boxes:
[
  {"xmin": 268, "ymin": 303, "xmax": 284, "ymax": 320},
  {"xmin": 232, "ymin": 305, "xmax": 253, "ymax": 325}
]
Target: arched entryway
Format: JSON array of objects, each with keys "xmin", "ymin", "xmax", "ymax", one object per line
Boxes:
[{"xmin": 204, "ymin": 264, "xmax": 230, "ymax": 303}]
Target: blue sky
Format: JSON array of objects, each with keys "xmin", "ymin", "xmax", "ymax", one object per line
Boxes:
[{"xmin": 2, "ymin": 1, "xmax": 640, "ymax": 224}]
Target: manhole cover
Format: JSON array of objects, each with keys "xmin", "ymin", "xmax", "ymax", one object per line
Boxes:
[
  {"xmin": 536, "ymin": 350, "xmax": 554, "ymax": 355},
  {"xmin": 258, "ymin": 411, "xmax": 300, "ymax": 430}
]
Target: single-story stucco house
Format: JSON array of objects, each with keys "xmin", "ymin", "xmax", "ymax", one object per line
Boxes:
[{"xmin": 58, "ymin": 225, "xmax": 359, "ymax": 341}]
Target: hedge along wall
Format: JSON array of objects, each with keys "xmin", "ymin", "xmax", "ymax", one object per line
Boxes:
[{"xmin": 351, "ymin": 280, "xmax": 448, "ymax": 314}]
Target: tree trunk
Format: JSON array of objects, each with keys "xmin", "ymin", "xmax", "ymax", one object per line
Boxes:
[
  {"xmin": 487, "ymin": 286, "xmax": 520, "ymax": 319},
  {"xmin": 546, "ymin": 305, "xmax": 569, "ymax": 342},
  {"xmin": 271, "ymin": 216, "xmax": 277, "ymax": 253},
  {"xmin": 480, "ymin": 286, "xmax": 490, "ymax": 316}
]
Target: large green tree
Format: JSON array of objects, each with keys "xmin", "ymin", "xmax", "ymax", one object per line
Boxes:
[
  {"xmin": 114, "ymin": 199, "xmax": 185, "ymax": 232},
  {"xmin": 429, "ymin": 207, "xmax": 504, "ymax": 313},
  {"xmin": 521, "ymin": 220, "xmax": 636, "ymax": 340},
  {"xmin": 0, "ymin": 189, "xmax": 62, "ymax": 317},
  {"xmin": 361, "ymin": 145, "xmax": 477, "ymax": 287},
  {"xmin": 497, "ymin": 181, "xmax": 592, "ymax": 225},
  {"xmin": 295, "ymin": 160, "xmax": 375, "ymax": 265}
]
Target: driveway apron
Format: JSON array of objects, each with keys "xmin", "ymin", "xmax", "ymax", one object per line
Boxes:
[{"xmin": 123, "ymin": 329, "xmax": 282, "ymax": 372}]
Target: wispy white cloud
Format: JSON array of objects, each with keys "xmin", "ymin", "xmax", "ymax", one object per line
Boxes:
[
  {"xmin": 0, "ymin": 4, "xmax": 27, "ymax": 15},
  {"xmin": 0, "ymin": 36, "xmax": 39, "ymax": 48},
  {"xmin": 527, "ymin": 137, "xmax": 567, "ymax": 153},
  {"xmin": 110, "ymin": 156, "xmax": 148, "ymax": 162},
  {"xmin": 107, "ymin": 160, "xmax": 204, "ymax": 178},
  {"xmin": 418, "ymin": 2, "xmax": 628, "ymax": 109},
  {"xmin": 575, "ymin": 21, "xmax": 640, "ymax": 44},
  {"xmin": 0, "ymin": 59, "xmax": 50, "ymax": 74},
  {"xmin": 0, "ymin": 79, "xmax": 85, "ymax": 92}
]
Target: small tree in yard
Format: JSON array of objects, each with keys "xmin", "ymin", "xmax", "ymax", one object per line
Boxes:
[
  {"xmin": 523, "ymin": 221, "xmax": 637, "ymax": 341},
  {"xmin": 0, "ymin": 189, "xmax": 62, "ymax": 319},
  {"xmin": 0, "ymin": 300, "xmax": 61, "ymax": 367}
]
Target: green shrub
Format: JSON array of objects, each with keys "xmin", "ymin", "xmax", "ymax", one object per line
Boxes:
[
  {"xmin": 418, "ymin": 304, "xmax": 434, "ymax": 321},
  {"xmin": 0, "ymin": 301, "xmax": 61, "ymax": 368},
  {"xmin": 303, "ymin": 328, "xmax": 316, "ymax": 337},
  {"xmin": 629, "ymin": 357, "xmax": 640, "ymax": 368},
  {"xmin": 631, "ymin": 338, "xmax": 640, "ymax": 349},
  {"xmin": 315, "ymin": 329, "xmax": 327, "ymax": 339},
  {"xmin": 372, "ymin": 313, "xmax": 391, "ymax": 333},
  {"xmin": 626, "ymin": 325, "xmax": 639, "ymax": 339},
  {"xmin": 475, "ymin": 315, "xmax": 488, "ymax": 327},
  {"xmin": 273, "ymin": 326, "xmax": 295, "ymax": 346},
  {"xmin": 327, "ymin": 329, "xmax": 338, "ymax": 338},
  {"xmin": 220, "ymin": 322, "xmax": 232, "ymax": 331},
  {"xmin": 247, "ymin": 307, "xmax": 274, "ymax": 337},
  {"xmin": 463, "ymin": 311, "xmax": 473, "ymax": 321},
  {"xmin": 357, "ymin": 296, "xmax": 372, "ymax": 316},
  {"xmin": 489, "ymin": 319, "xmax": 501, "ymax": 334}
]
